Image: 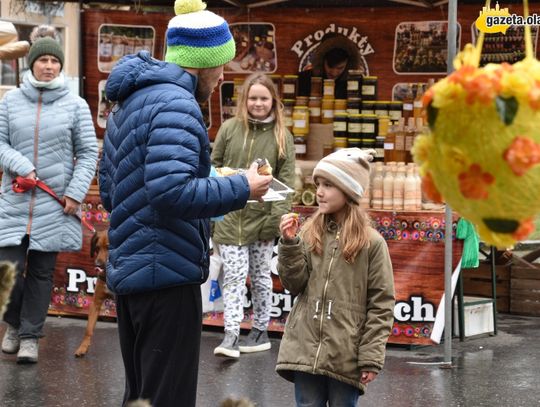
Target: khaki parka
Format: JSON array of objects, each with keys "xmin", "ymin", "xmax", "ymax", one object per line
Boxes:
[
  {"xmin": 276, "ymin": 223, "xmax": 395, "ymax": 394},
  {"xmin": 211, "ymin": 117, "xmax": 295, "ymax": 245}
]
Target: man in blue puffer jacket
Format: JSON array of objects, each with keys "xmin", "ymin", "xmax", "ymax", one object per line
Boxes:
[{"xmin": 99, "ymin": 1, "xmax": 272, "ymax": 406}]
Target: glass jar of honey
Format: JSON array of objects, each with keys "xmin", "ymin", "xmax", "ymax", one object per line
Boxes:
[
  {"xmin": 308, "ymin": 97, "xmax": 322, "ymax": 124},
  {"xmin": 292, "ymin": 105, "xmax": 309, "ymax": 135},
  {"xmin": 310, "ymin": 76, "xmax": 323, "ymax": 98},
  {"xmin": 347, "ymin": 70, "xmax": 363, "ymax": 99},
  {"xmin": 323, "ymin": 79, "xmax": 335, "ymax": 99},
  {"xmin": 321, "ymin": 99, "xmax": 335, "ymax": 124},
  {"xmin": 282, "ymin": 75, "xmax": 298, "ymax": 99},
  {"xmin": 361, "ymin": 76, "xmax": 378, "ymax": 100}
]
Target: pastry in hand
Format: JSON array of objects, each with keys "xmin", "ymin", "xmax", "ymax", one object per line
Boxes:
[
  {"xmin": 216, "ymin": 167, "xmax": 238, "ymax": 176},
  {"xmin": 255, "ymin": 158, "xmax": 273, "ymax": 176}
]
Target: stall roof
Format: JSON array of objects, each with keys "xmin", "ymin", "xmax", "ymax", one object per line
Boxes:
[{"xmin": 52, "ymin": 0, "xmax": 526, "ymax": 9}]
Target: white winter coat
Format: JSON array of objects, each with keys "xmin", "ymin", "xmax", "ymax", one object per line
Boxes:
[{"xmin": 0, "ymin": 74, "xmax": 98, "ymax": 251}]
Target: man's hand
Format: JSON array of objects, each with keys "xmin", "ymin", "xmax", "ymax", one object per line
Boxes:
[
  {"xmin": 245, "ymin": 162, "xmax": 272, "ymax": 201},
  {"xmin": 25, "ymin": 170, "xmax": 37, "ymax": 180},
  {"xmin": 63, "ymin": 196, "xmax": 81, "ymax": 216},
  {"xmin": 360, "ymin": 371, "xmax": 377, "ymax": 385}
]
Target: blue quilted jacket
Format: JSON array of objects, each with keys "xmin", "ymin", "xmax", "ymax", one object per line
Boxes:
[
  {"xmin": 100, "ymin": 51, "xmax": 250, "ymax": 295},
  {"xmin": 0, "ymin": 73, "xmax": 98, "ymax": 252}
]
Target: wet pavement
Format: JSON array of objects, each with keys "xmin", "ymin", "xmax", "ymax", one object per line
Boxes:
[{"xmin": 1, "ymin": 313, "xmax": 539, "ymax": 406}]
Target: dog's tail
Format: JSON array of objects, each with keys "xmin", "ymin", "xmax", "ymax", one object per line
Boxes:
[{"xmin": 0, "ymin": 261, "xmax": 16, "ymax": 319}]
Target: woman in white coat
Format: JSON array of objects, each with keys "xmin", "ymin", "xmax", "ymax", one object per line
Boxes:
[{"xmin": 0, "ymin": 37, "xmax": 98, "ymax": 363}]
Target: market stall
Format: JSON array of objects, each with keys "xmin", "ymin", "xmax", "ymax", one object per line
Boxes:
[
  {"xmin": 48, "ymin": 198, "xmax": 462, "ymax": 346},
  {"xmin": 33, "ymin": 0, "xmax": 536, "ymax": 348}
]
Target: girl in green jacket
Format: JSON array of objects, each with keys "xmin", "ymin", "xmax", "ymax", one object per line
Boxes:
[
  {"xmin": 278, "ymin": 148, "xmax": 395, "ymax": 406},
  {"xmin": 212, "ymin": 73, "xmax": 295, "ymax": 358}
]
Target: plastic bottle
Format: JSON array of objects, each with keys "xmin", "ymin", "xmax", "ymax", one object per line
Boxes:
[
  {"xmin": 392, "ymin": 165, "xmax": 406, "ymax": 211},
  {"xmin": 414, "ymin": 164, "xmax": 423, "ymax": 210},
  {"xmin": 371, "ymin": 162, "xmax": 384, "ymax": 209},
  {"xmin": 382, "ymin": 163, "xmax": 395, "ymax": 210},
  {"xmin": 403, "ymin": 166, "xmax": 417, "ymax": 211}
]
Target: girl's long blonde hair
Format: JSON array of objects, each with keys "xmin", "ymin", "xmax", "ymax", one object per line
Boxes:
[
  {"xmin": 300, "ymin": 202, "xmax": 371, "ymax": 263},
  {"xmin": 236, "ymin": 73, "xmax": 287, "ymax": 158}
]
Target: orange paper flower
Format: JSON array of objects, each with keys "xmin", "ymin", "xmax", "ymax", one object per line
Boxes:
[
  {"xmin": 503, "ymin": 136, "xmax": 540, "ymax": 176},
  {"xmin": 462, "ymin": 74, "xmax": 499, "ymax": 105},
  {"xmin": 513, "ymin": 217, "xmax": 535, "ymax": 241},
  {"xmin": 421, "ymin": 173, "xmax": 444, "ymax": 203},
  {"xmin": 528, "ymin": 81, "xmax": 540, "ymax": 110},
  {"xmin": 458, "ymin": 164, "xmax": 494, "ymax": 200}
]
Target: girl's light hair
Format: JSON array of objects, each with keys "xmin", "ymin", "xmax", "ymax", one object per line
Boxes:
[
  {"xmin": 236, "ymin": 73, "xmax": 287, "ymax": 158},
  {"xmin": 300, "ymin": 202, "xmax": 371, "ymax": 263}
]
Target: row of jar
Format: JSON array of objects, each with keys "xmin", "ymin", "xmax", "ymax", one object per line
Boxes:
[
  {"xmin": 285, "ymin": 101, "xmax": 402, "ymax": 134},
  {"xmin": 232, "ymin": 73, "xmax": 378, "ymax": 101}
]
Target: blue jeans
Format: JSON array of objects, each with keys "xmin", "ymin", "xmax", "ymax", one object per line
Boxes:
[{"xmin": 294, "ymin": 371, "xmax": 360, "ymax": 407}]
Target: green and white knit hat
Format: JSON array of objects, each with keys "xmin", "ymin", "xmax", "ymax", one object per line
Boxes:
[{"xmin": 165, "ymin": 0, "xmax": 236, "ymax": 68}]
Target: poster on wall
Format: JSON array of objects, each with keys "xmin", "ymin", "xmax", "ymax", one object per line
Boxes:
[
  {"xmin": 225, "ymin": 23, "xmax": 277, "ymax": 73},
  {"xmin": 393, "ymin": 21, "xmax": 461, "ymax": 75},
  {"xmin": 220, "ymin": 81, "xmax": 236, "ymax": 123},
  {"xmin": 96, "ymin": 79, "xmax": 112, "ymax": 129},
  {"xmin": 471, "ymin": 24, "xmax": 539, "ymax": 66},
  {"xmin": 97, "ymin": 24, "xmax": 155, "ymax": 73},
  {"xmin": 392, "ymin": 82, "xmax": 429, "ymax": 102}
]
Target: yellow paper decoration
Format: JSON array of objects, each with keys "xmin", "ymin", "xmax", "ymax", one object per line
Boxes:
[{"xmin": 413, "ymin": 1, "xmax": 540, "ymax": 248}]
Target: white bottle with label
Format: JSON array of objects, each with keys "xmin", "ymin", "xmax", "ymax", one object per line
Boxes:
[
  {"xmin": 414, "ymin": 164, "xmax": 423, "ymax": 210},
  {"xmin": 371, "ymin": 162, "xmax": 384, "ymax": 209},
  {"xmin": 392, "ymin": 165, "xmax": 406, "ymax": 211},
  {"xmin": 404, "ymin": 166, "xmax": 417, "ymax": 211},
  {"xmin": 382, "ymin": 163, "xmax": 396, "ymax": 210}
]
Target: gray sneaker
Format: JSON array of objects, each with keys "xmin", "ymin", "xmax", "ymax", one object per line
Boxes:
[
  {"xmin": 213, "ymin": 331, "xmax": 240, "ymax": 358},
  {"xmin": 17, "ymin": 338, "xmax": 38, "ymax": 364},
  {"xmin": 239, "ymin": 328, "xmax": 271, "ymax": 353},
  {"xmin": 1, "ymin": 323, "xmax": 20, "ymax": 354}
]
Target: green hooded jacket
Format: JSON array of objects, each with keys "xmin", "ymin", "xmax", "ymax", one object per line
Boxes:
[
  {"xmin": 211, "ymin": 117, "xmax": 296, "ymax": 245},
  {"xmin": 276, "ymin": 223, "xmax": 395, "ymax": 393}
]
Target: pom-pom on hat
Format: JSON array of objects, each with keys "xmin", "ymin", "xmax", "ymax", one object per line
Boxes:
[
  {"xmin": 165, "ymin": 0, "xmax": 236, "ymax": 68},
  {"xmin": 27, "ymin": 37, "xmax": 64, "ymax": 70},
  {"xmin": 312, "ymin": 148, "xmax": 374, "ymax": 204}
]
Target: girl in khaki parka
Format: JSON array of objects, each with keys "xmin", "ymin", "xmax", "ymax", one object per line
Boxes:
[
  {"xmin": 278, "ymin": 148, "xmax": 395, "ymax": 406},
  {"xmin": 212, "ymin": 73, "xmax": 295, "ymax": 359}
]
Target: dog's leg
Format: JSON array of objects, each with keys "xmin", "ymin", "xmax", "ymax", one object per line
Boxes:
[{"xmin": 74, "ymin": 277, "xmax": 107, "ymax": 357}]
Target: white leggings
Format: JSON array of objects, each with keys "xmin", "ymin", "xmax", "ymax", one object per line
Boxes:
[{"xmin": 219, "ymin": 241, "xmax": 274, "ymax": 336}]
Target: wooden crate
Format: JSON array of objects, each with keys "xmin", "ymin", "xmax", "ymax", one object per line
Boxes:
[
  {"xmin": 462, "ymin": 261, "xmax": 510, "ymax": 313},
  {"xmin": 511, "ymin": 264, "xmax": 540, "ymax": 317}
]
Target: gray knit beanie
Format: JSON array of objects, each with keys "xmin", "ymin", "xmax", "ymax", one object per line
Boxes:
[{"xmin": 28, "ymin": 37, "xmax": 64, "ymax": 70}]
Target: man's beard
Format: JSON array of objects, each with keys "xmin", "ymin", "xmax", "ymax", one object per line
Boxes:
[{"xmin": 195, "ymin": 85, "xmax": 212, "ymax": 103}]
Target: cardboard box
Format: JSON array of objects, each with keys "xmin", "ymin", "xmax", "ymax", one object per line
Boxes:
[{"xmin": 454, "ymin": 296, "xmax": 494, "ymax": 337}]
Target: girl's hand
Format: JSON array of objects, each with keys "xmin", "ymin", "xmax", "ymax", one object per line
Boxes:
[
  {"xmin": 280, "ymin": 213, "xmax": 299, "ymax": 241},
  {"xmin": 360, "ymin": 371, "xmax": 377, "ymax": 385}
]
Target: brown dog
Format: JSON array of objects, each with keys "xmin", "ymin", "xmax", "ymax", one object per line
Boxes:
[{"xmin": 74, "ymin": 230, "xmax": 112, "ymax": 357}]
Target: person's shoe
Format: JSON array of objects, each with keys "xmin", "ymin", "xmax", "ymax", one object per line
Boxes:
[
  {"xmin": 214, "ymin": 331, "xmax": 240, "ymax": 358},
  {"xmin": 17, "ymin": 338, "xmax": 38, "ymax": 364},
  {"xmin": 239, "ymin": 327, "xmax": 271, "ymax": 353},
  {"xmin": 1, "ymin": 324, "xmax": 20, "ymax": 354}
]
